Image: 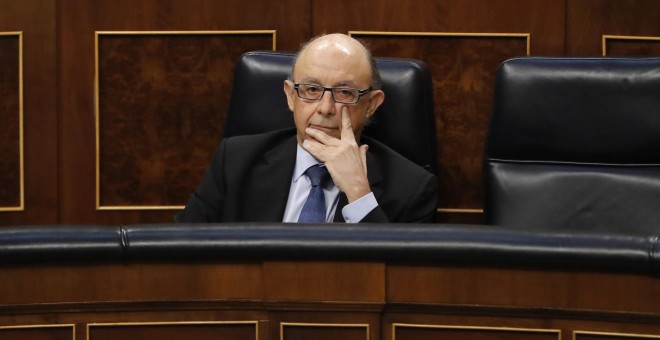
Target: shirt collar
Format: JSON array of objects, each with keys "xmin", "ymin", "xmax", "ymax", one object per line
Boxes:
[{"xmin": 293, "ymin": 143, "xmax": 323, "ymax": 182}]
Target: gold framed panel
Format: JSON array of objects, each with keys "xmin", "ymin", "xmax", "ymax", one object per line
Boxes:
[
  {"xmin": 94, "ymin": 30, "xmax": 276, "ymax": 211},
  {"xmin": 280, "ymin": 322, "xmax": 370, "ymax": 340},
  {"xmin": 574, "ymin": 331, "xmax": 660, "ymax": 340},
  {"xmin": 0, "ymin": 31, "xmax": 24, "ymax": 212},
  {"xmin": 87, "ymin": 321, "xmax": 259, "ymax": 340},
  {"xmin": 349, "ymin": 31, "xmax": 531, "ymax": 215},
  {"xmin": 602, "ymin": 35, "xmax": 660, "ymax": 56},
  {"xmin": 0, "ymin": 323, "xmax": 75, "ymax": 339},
  {"xmin": 393, "ymin": 323, "xmax": 561, "ymax": 340}
]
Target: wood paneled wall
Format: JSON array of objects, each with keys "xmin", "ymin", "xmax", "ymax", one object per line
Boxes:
[{"xmin": 1, "ymin": 0, "xmax": 659, "ymax": 225}]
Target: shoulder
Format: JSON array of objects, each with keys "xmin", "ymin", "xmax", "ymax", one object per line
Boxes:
[
  {"xmin": 220, "ymin": 128, "xmax": 297, "ymax": 156},
  {"xmin": 209, "ymin": 128, "xmax": 297, "ymax": 167},
  {"xmin": 224, "ymin": 128, "xmax": 296, "ymax": 148},
  {"xmin": 362, "ymin": 136, "xmax": 434, "ymax": 178}
]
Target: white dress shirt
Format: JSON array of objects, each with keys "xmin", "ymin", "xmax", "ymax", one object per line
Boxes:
[{"xmin": 282, "ymin": 144, "xmax": 377, "ymax": 223}]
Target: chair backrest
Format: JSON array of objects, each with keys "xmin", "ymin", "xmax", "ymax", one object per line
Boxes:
[
  {"xmin": 484, "ymin": 57, "xmax": 660, "ymax": 233},
  {"xmin": 224, "ymin": 51, "xmax": 438, "ymax": 175}
]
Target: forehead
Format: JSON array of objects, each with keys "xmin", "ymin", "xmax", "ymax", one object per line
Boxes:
[{"xmin": 293, "ymin": 39, "xmax": 372, "ymax": 86}]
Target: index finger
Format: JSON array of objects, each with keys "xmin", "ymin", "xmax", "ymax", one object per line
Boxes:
[{"xmin": 340, "ymin": 106, "xmax": 356, "ymax": 142}]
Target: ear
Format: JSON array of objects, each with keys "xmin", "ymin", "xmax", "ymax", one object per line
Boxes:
[
  {"xmin": 283, "ymin": 80, "xmax": 295, "ymax": 112},
  {"xmin": 366, "ymin": 90, "xmax": 385, "ymax": 119}
]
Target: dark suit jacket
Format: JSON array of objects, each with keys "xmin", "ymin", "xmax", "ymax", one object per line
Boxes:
[{"xmin": 176, "ymin": 128, "xmax": 438, "ymax": 223}]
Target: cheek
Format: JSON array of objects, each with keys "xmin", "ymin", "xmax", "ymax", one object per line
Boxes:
[
  {"xmin": 293, "ymin": 103, "xmax": 314, "ymax": 127},
  {"xmin": 349, "ymin": 108, "xmax": 369, "ymax": 130}
]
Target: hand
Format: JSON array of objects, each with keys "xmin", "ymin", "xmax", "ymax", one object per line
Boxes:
[{"xmin": 302, "ymin": 107, "xmax": 371, "ymax": 202}]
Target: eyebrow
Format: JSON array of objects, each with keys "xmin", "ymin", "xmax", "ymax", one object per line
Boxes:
[{"xmin": 298, "ymin": 77, "xmax": 356, "ymax": 87}]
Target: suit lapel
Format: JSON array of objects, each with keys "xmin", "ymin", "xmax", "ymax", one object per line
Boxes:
[
  {"xmin": 333, "ymin": 193, "xmax": 348, "ymax": 222},
  {"xmin": 249, "ymin": 136, "xmax": 297, "ymax": 222}
]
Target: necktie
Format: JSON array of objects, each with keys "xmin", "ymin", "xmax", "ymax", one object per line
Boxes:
[{"xmin": 298, "ymin": 164, "xmax": 330, "ymax": 223}]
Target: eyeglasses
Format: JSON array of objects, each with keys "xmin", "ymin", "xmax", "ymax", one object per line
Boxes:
[{"xmin": 293, "ymin": 83, "xmax": 372, "ymax": 104}]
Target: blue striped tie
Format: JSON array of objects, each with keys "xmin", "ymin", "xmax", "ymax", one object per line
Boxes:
[{"xmin": 298, "ymin": 165, "xmax": 330, "ymax": 223}]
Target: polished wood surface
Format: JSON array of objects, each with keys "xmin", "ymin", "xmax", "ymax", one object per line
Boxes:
[
  {"xmin": 0, "ymin": 34, "xmax": 21, "ymax": 208},
  {"xmin": 1, "ymin": 0, "xmax": 659, "ymax": 225},
  {"xmin": 0, "ymin": 260, "xmax": 659, "ymax": 339},
  {"xmin": 0, "ymin": 0, "xmax": 58, "ymax": 224},
  {"xmin": 57, "ymin": 0, "xmax": 309, "ymax": 224},
  {"xmin": 567, "ymin": 0, "xmax": 660, "ymax": 55},
  {"xmin": 96, "ymin": 32, "xmax": 274, "ymax": 208},
  {"xmin": 354, "ymin": 33, "xmax": 528, "ymax": 211}
]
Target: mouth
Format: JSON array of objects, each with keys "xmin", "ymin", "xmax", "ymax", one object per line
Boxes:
[{"xmin": 308, "ymin": 124, "xmax": 337, "ymax": 133}]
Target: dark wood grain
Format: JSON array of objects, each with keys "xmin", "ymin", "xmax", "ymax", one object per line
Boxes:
[
  {"xmin": 0, "ymin": 326, "xmax": 73, "ymax": 340},
  {"xmin": 0, "ymin": 0, "xmax": 58, "ymax": 225},
  {"xmin": 604, "ymin": 36, "xmax": 660, "ymax": 56},
  {"xmin": 1, "ymin": 260, "xmax": 660, "ymax": 339},
  {"xmin": 353, "ymin": 34, "xmax": 528, "ymax": 211},
  {"xmin": 0, "ymin": 35, "xmax": 21, "ymax": 208},
  {"xmin": 567, "ymin": 0, "xmax": 660, "ymax": 55},
  {"xmin": 58, "ymin": 0, "xmax": 311, "ymax": 224},
  {"xmin": 88, "ymin": 322, "xmax": 257, "ymax": 340},
  {"xmin": 97, "ymin": 33, "xmax": 273, "ymax": 207}
]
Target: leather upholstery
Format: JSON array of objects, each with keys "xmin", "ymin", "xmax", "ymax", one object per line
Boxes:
[
  {"xmin": 484, "ymin": 57, "xmax": 660, "ymax": 233},
  {"xmin": 223, "ymin": 51, "xmax": 439, "ymax": 175},
  {"xmin": 1, "ymin": 224, "xmax": 659, "ymax": 273},
  {"xmin": 0, "ymin": 225, "xmax": 124, "ymax": 262}
]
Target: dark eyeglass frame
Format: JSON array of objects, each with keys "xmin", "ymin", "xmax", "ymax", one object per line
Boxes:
[{"xmin": 293, "ymin": 83, "xmax": 372, "ymax": 104}]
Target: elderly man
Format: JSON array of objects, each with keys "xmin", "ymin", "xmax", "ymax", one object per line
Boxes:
[{"xmin": 177, "ymin": 33, "xmax": 438, "ymax": 223}]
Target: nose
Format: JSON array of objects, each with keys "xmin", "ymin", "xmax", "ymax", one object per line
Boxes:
[{"xmin": 316, "ymin": 90, "xmax": 337, "ymax": 116}]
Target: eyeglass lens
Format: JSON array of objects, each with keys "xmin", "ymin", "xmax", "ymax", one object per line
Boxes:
[{"xmin": 297, "ymin": 84, "xmax": 360, "ymax": 103}]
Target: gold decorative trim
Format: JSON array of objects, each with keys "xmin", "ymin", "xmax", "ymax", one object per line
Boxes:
[
  {"xmin": 574, "ymin": 330, "xmax": 660, "ymax": 340},
  {"xmin": 87, "ymin": 321, "xmax": 259, "ymax": 340},
  {"xmin": 349, "ymin": 31, "xmax": 531, "ymax": 56},
  {"xmin": 0, "ymin": 324, "xmax": 75, "ymax": 339},
  {"xmin": 281, "ymin": 322, "xmax": 370, "ymax": 340},
  {"xmin": 0, "ymin": 32, "xmax": 24, "ymax": 212},
  {"xmin": 393, "ymin": 323, "xmax": 561, "ymax": 340},
  {"xmin": 94, "ymin": 30, "xmax": 276, "ymax": 211},
  {"xmin": 602, "ymin": 34, "xmax": 660, "ymax": 56}
]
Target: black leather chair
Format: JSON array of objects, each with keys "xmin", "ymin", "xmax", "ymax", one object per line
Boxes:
[
  {"xmin": 484, "ymin": 57, "xmax": 660, "ymax": 233},
  {"xmin": 223, "ymin": 51, "xmax": 438, "ymax": 175}
]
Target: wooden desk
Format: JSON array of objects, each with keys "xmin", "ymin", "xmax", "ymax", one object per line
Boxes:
[{"xmin": 1, "ymin": 224, "xmax": 659, "ymax": 339}]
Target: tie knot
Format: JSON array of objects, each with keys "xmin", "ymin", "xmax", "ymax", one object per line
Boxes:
[{"xmin": 305, "ymin": 164, "xmax": 330, "ymax": 187}]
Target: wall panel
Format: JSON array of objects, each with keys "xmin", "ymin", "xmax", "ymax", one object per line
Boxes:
[
  {"xmin": 95, "ymin": 31, "xmax": 275, "ymax": 210},
  {"xmin": 603, "ymin": 35, "xmax": 660, "ymax": 56},
  {"xmin": 87, "ymin": 322, "xmax": 258, "ymax": 340},
  {"xmin": 392, "ymin": 324, "xmax": 560, "ymax": 340},
  {"xmin": 0, "ymin": 33, "xmax": 22, "ymax": 210},
  {"xmin": 574, "ymin": 331, "xmax": 660, "ymax": 340},
  {"xmin": 58, "ymin": 0, "xmax": 310, "ymax": 224},
  {"xmin": 0, "ymin": 0, "xmax": 57, "ymax": 225},
  {"xmin": 0, "ymin": 325, "xmax": 74, "ymax": 340},
  {"xmin": 567, "ymin": 0, "xmax": 660, "ymax": 56},
  {"xmin": 280, "ymin": 323, "xmax": 370, "ymax": 340}
]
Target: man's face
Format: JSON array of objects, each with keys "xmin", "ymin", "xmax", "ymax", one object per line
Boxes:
[{"xmin": 284, "ymin": 37, "xmax": 384, "ymax": 145}]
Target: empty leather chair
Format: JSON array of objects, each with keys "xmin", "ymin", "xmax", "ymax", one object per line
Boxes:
[
  {"xmin": 223, "ymin": 51, "xmax": 438, "ymax": 176},
  {"xmin": 484, "ymin": 57, "xmax": 660, "ymax": 233}
]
